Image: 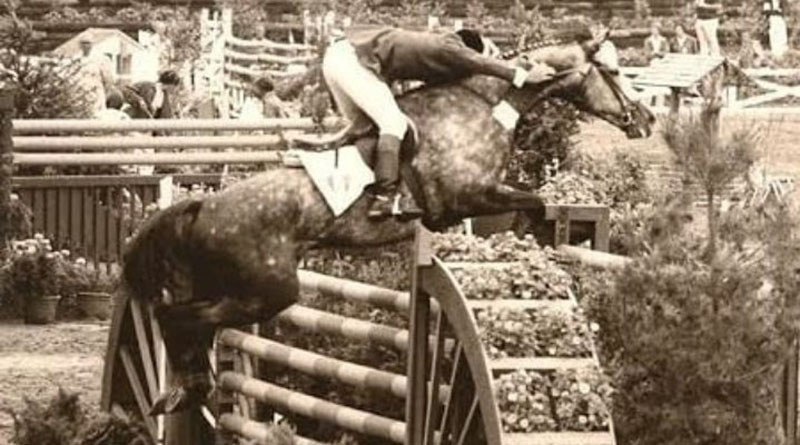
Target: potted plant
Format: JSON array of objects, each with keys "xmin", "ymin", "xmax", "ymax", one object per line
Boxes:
[
  {"xmin": 7, "ymin": 236, "xmax": 66, "ymax": 324},
  {"xmin": 73, "ymin": 263, "xmax": 117, "ymax": 321},
  {"xmin": 60, "ymin": 256, "xmax": 118, "ymax": 321}
]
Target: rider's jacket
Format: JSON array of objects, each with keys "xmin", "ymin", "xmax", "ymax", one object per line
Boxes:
[{"xmin": 343, "ymin": 27, "xmax": 517, "ymax": 85}]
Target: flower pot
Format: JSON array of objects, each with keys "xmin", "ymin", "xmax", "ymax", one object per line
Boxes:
[
  {"xmin": 77, "ymin": 292, "xmax": 112, "ymax": 320},
  {"xmin": 25, "ymin": 295, "xmax": 61, "ymax": 325}
]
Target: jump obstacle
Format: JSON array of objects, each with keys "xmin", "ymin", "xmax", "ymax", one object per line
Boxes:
[{"xmin": 101, "ymin": 220, "xmax": 619, "ymax": 445}]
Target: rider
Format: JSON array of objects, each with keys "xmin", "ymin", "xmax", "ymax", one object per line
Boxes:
[{"xmin": 322, "ymin": 26, "xmax": 556, "ymax": 220}]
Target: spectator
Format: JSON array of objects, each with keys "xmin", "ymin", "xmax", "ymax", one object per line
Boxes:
[
  {"xmin": 739, "ymin": 30, "xmax": 768, "ymax": 68},
  {"xmin": 695, "ymin": 0, "xmax": 722, "ymax": 56},
  {"xmin": 764, "ymin": 0, "xmax": 788, "ymax": 57},
  {"xmin": 121, "ymin": 70, "xmax": 181, "ymax": 120},
  {"xmin": 672, "ymin": 23, "xmax": 699, "ymax": 54},
  {"xmin": 120, "ymin": 70, "xmax": 181, "ymax": 175},
  {"xmin": 75, "ymin": 40, "xmax": 114, "ymax": 114},
  {"xmin": 644, "ymin": 23, "xmax": 670, "ymax": 60},
  {"xmin": 254, "ymin": 76, "xmax": 288, "ymax": 119}
]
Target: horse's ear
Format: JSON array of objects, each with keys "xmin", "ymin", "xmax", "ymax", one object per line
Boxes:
[{"xmin": 581, "ymin": 29, "xmax": 610, "ymax": 56}]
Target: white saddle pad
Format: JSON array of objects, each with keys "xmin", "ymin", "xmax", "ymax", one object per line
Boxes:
[{"xmin": 294, "ymin": 145, "xmax": 375, "ymax": 217}]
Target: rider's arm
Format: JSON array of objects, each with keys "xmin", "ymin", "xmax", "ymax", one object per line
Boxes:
[{"xmin": 434, "ymin": 33, "xmax": 552, "ymax": 86}]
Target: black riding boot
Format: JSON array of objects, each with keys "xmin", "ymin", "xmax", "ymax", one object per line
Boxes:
[
  {"xmin": 367, "ymin": 134, "xmax": 401, "ymax": 220},
  {"xmin": 367, "ymin": 134, "xmax": 424, "ymax": 221}
]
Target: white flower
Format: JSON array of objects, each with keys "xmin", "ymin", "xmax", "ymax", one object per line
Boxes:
[
  {"xmin": 578, "ymin": 382, "xmax": 591, "ymax": 394},
  {"xmin": 507, "ymin": 392, "xmax": 518, "ymax": 402},
  {"xmin": 590, "ymin": 322, "xmax": 600, "ymax": 332},
  {"xmin": 60, "ymin": 249, "xmax": 70, "ymax": 257},
  {"xmin": 34, "ymin": 233, "xmax": 44, "ymax": 240},
  {"xmin": 519, "ymin": 418, "xmax": 530, "ymax": 429},
  {"xmin": 578, "ymin": 415, "xmax": 588, "ymax": 424},
  {"xmin": 45, "ymin": 252, "xmax": 55, "ymax": 259}
]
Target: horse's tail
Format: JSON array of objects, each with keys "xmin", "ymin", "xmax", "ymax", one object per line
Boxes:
[{"xmin": 121, "ymin": 198, "xmax": 204, "ymax": 307}]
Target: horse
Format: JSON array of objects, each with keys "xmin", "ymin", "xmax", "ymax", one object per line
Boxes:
[{"xmin": 121, "ymin": 32, "xmax": 656, "ymax": 415}]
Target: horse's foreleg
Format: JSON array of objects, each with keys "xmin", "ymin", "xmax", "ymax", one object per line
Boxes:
[
  {"xmin": 479, "ymin": 184, "xmax": 546, "ymax": 222},
  {"xmin": 150, "ymin": 321, "xmax": 215, "ymax": 415}
]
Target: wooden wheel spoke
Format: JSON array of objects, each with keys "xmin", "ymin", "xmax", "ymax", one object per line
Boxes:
[
  {"xmin": 148, "ymin": 304, "xmax": 167, "ymax": 443},
  {"xmin": 130, "ymin": 299, "xmax": 159, "ymax": 403},
  {"xmin": 201, "ymin": 405, "xmax": 217, "ymax": 428},
  {"xmin": 119, "ymin": 345, "xmax": 158, "ymax": 437},
  {"xmin": 454, "ymin": 395, "xmax": 479, "ymax": 445},
  {"xmin": 439, "ymin": 344, "xmax": 463, "ymax": 443},
  {"xmin": 424, "ymin": 310, "xmax": 446, "ymax": 445}
]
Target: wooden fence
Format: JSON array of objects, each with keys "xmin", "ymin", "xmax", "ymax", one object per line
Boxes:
[{"xmin": 12, "ymin": 174, "xmax": 223, "ymax": 267}]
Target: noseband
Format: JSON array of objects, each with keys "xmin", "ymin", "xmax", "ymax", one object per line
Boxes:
[{"xmin": 593, "ymin": 65, "xmax": 639, "ymax": 127}]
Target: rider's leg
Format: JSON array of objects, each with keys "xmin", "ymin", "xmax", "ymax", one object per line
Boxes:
[{"xmin": 322, "ymin": 40, "xmax": 422, "ymax": 220}]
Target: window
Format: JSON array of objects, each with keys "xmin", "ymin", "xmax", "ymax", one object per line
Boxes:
[{"xmin": 119, "ymin": 54, "xmax": 132, "ymax": 75}]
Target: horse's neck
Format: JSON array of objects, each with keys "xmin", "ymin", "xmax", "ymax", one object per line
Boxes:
[
  {"xmin": 457, "ymin": 76, "xmax": 511, "ymax": 104},
  {"xmin": 458, "ymin": 75, "xmax": 551, "ymax": 117}
]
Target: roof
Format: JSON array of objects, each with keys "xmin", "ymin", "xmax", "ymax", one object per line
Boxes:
[
  {"xmin": 52, "ymin": 28, "xmax": 145, "ymax": 57},
  {"xmin": 632, "ymin": 53, "xmax": 727, "ymax": 89}
]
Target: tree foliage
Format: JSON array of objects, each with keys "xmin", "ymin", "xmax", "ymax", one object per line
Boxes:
[
  {"xmin": 577, "ymin": 99, "xmax": 799, "ymax": 444},
  {"xmin": 0, "ymin": 15, "xmax": 92, "ymax": 119}
]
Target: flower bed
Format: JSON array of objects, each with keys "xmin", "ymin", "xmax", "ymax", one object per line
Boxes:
[
  {"xmin": 432, "ymin": 232, "xmax": 547, "ymax": 263},
  {"xmin": 496, "ymin": 368, "xmax": 613, "ymax": 433},
  {"xmin": 450, "ymin": 261, "xmax": 572, "ymax": 301},
  {"xmin": 476, "ymin": 307, "xmax": 595, "ymax": 359}
]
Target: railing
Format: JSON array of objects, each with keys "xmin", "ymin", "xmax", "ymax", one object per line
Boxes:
[{"xmin": 12, "ymin": 174, "xmax": 223, "ymax": 268}]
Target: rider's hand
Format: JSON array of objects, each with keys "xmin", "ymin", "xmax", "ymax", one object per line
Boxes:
[{"xmin": 524, "ymin": 64, "xmax": 556, "ymax": 84}]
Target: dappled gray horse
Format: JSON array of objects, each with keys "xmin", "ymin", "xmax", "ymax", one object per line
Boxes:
[{"xmin": 122, "ymin": 32, "xmax": 655, "ymax": 414}]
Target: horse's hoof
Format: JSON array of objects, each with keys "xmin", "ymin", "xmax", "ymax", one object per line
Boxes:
[{"xmin": 149, "ymin": 387, "xmax": 186, "ymax": 415}]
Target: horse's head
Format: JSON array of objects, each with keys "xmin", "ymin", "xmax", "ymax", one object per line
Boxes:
[{"xmin": 515, "ymin": 32, "xmax": 656, "ymax": 139}]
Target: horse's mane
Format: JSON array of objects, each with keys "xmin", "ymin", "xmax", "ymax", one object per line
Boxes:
[{"xmin": 499, "ymin": 37, "xmax": 576, "ymax": 61}]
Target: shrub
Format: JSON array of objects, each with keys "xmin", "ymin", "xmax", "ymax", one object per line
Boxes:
[
  {"xmin": 0, "ymin": 17, "xmax": 92, "ymax": 120},
  {"xmin": 507, "ymin": 100, "xmax": 582, "ymax": 190},
  {"xmin": 577, "ymin": 102, "xmax": 797, "ymax": 444},
  {"xmin": 10, "ymin": 388, "xmax": 155, "ymax": 445},
  {"xmin": 7, "ymin": 195, "xmax": 32, "ymax": 241}
]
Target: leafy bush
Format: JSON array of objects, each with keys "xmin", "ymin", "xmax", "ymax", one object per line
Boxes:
[
  {"xmin": 0, "ymin": 17, "xmax": 92, "ymax": 120},
  {"xmin": 10, "ymin": 388, "xmax": 155, "ymax": 445},
  {"xmin": 508, "ymin": 100, "xmax": 582, "ymax": 190},
  {"xmin": 7, "ymin": 195, "xmax": 32, "ymax": 241},
  {"xmin": 577, "ymin": 103, "xmax": 798, "ymax": 443}
]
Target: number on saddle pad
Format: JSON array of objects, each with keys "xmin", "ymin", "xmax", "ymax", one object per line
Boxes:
[{"xmin": 295, "ymin": 146, "xmax": 375, "ymax": 217}]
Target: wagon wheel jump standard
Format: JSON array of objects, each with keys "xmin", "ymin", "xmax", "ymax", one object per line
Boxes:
[{"xmin": 101, "ymin": 224, "xmax": 617, "ymax": 445}]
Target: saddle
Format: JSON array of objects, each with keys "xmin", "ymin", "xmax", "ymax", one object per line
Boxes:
[{"xmin": 283, "ymin": 121, "xmax": 425, "ymax": 217}]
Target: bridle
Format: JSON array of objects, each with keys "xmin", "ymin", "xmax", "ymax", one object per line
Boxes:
[
  {"xmin": 592, "ymin": 64, "xmax": 640, "ymax": 128},
  {"xmin": 544, "ymin": 63, "xmax": 639, "ymax": 130}
]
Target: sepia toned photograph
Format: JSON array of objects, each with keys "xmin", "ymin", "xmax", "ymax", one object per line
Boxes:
[{"xmin": 0, "ymin": 0, "xmax": 798, "ymax": 443}]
